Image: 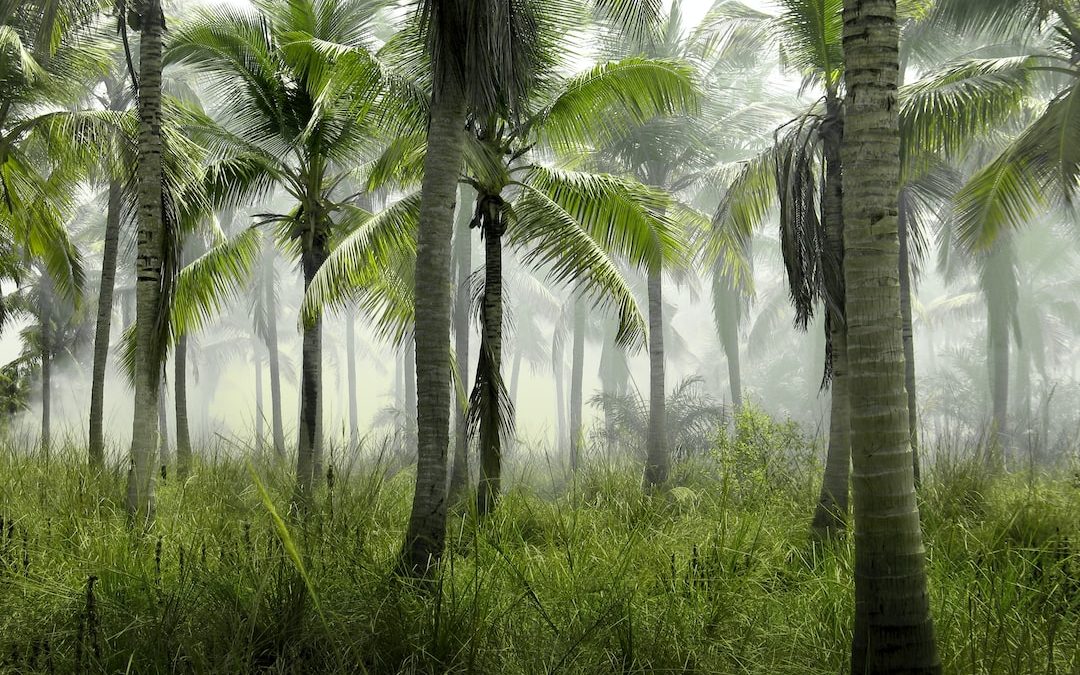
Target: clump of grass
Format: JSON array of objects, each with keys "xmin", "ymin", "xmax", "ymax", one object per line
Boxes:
[{"xmin": 0, "ymin": 429, "xmax": 1077, "ymax": 674}]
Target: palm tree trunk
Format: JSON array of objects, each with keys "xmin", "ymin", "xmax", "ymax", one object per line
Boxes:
[
  {"xmin": 89, "ymin": 180, "xmax": 122, "ymax": 468},
  {"xmin": 158, "ymin": 382, "xmax": 169, "ymax": 471},
  {"xmin": 345, "ymin": 308, "xmax": 359, "ymax": 449},
  {"xmin": 400, "ymin": 73, "xmax": 466, "ymax": 574},
  {"xmin": 475, "ymin": 217, "xmax": 504, "ymax": 516},
  {"xmin": 988, "ymin": 293, "xmax": 1010, "ymax": 466},
  {"xmin": 449, "ymin": 188, "xmax": 474, "ymax": 502},
  {"xmin": 841, "ymin": 1, "xmax": 940, "ymax": 670},
  {"xmin": 254, "ymin": 341, "xmax": 265, "ymax": 455},
  {"xmin": 812, "ymin": 91, "xmax": 849, "ymax": 538},
  {"xmin": 898, "ymin": 191, "xmax": 920, "ymax": 485},
  {"xmin": 643, "ymin": 265, "xmax": 668, "ymax": 487},
  {"xmin": 569, "ymin": 300, "xmax": 585, "ymax": 471},
  {"xmin": 553, "ymin": 336, "xmax": 567, "ymax": 454},
  {"xmin": 175, "ymin": 334, "xmax": 192, "ymax": 477},
  {"xmin": 404, "ymin": 340, "xmax": 417, "ymax": 438},
  {"xmin": 263, "ymin": 247, "xmax": 286, "ymax": 459},
  {"xmin": 509, "ymin": 349, "xmax": 522, "ymax": 406},
  {"xmin": 39, "ymin": 274, "xmax": 51, "ymax": 461},
  {"xmin": 127, "ymin": 0, "xmax": 165, "ymax": 524},
  {"xmin": 295, "ymin": 239, "xmax": 327, "ymax": 506}
]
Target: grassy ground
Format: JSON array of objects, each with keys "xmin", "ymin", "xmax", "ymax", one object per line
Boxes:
[{"xmin": 1, "ymin": 412, "xmax": 1078, "ymax": 673}]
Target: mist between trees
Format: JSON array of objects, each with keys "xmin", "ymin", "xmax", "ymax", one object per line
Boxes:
[{"xmin": 2, "ymin": 0, "xmax": 1080, "ymax": 673}]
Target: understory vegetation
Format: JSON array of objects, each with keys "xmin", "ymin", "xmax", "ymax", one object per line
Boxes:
[{"xmin": 2, "ymin": 411, "xmax": 1077, "ymax": 674}]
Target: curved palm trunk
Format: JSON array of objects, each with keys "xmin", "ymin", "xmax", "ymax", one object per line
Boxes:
[
  {"xmin": 127, "ymin": 0, "xmax": 165, "ymax": 524},
  {"xmin": 263, "ymin": 250, "xmax": 286, "ymax": 459},
  {"xmin": 643, "ymin": 264, "xmax": 668, "ymax": 487},
  {"xmin": 404, "ymin": 340, "xmax": 417, "ymax": 437},
  {"xmin": 716, "ymin": 284, "xmax": 743, "ymax": 411},
  {"xmin": 475, "ymin": 220, "xmax": 504, "ymax": 516},
  {"xmin": 449, "ymin": 191, "xmax": 473, "ymax": 503},
  {"xmin": 89, "ymin": 180, "xmax": 123, "ymax": 468},
  {"xmin": 295, "ymin": 240, "xmax": 327, "ymax": 507},
  {"xmin": 400, "ymin": 74, "xmax": 466, "ymax": 574},
  {"xmin": 841, "ymin": 1, "xmax": 940, "ymax": 670},
  {"xmin": 39, "ymin": 275, "xmax": 51, "ymax": 461},
  {"xmin": 898, "ymin": 194, "xmax": 920, "ymax": 484},
  {"xmin": 345, "ymin": 309, "xmax": 359, "ymax": 449},
  {"xmin": 569, "ymin": 300, "xmax": 585, "ymax": 471},
  {"xmin": 812, "ymin": 92, "xmax": 849, "ymax": 538},
  {"xmin": 175, "ymin": 334, "xmax": 192, "ymax": 477}
]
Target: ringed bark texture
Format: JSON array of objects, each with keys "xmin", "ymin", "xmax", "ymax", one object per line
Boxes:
[
  {"xmin": 841, "ymin": 1, "xmax": 940, "ymax": 671},
  {"xmin": 126, "ymin": 0, "xmax": 165, "ymax": 524},
  {"xmin": 400, "ymin": 74, "xmax": 466, "ymax": 574}
]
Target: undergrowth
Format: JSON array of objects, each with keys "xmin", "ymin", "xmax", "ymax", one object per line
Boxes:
[{"xmin": 0, "ymin": 413, "xmax": 1077, "ymax": 673}]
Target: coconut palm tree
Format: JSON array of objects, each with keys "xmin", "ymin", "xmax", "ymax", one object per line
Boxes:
[
  {"xmin": 716, "ymin": 0, "xmax": 1031, "ymax": 532},
  {"xmin": 165, "ymin": 0, "xmax": 418, "ymax": 505},
  {"xmin": 386, "ymin": 0, "xmax": 671, "ymax": 572},
  {"xmin": 312, "ymin": 51, "xmax": 698, "ymax": 514},
  {"xmin": 840, "ymin": 0, "xmax": 939, "ymax": 670}
]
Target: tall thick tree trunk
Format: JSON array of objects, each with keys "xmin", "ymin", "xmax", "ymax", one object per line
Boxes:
[
  {"xmin": 175, "ymin": 334, "xmax": 192, "ymax": 477},
  {"xmin": 127, "ymin": 0, "xmax": 165, "ymax": 524},
  {"xmin": 841, "ymin": 1, "xmax": 940, "ymax": 671},
  {"xmin": 475, "ymin": 214, "xmax": 505, "ymax": 516},
  {"xmin": 39, "ymin": 275, "xmax": 51, "ymax": 461},
  {"xmin": 449, "ymin": 188, "xmax": 474, "ymax": 502},
  {"xmin": 262, "ymin": 247, "xmax": 286, "ymax": 459},
  {"xmin": 400, "ymin": 74, "xmax": 466, "ymax": 574},
  {"xmin": 812, "ymin": 92, "xmax": 849, "ymax": 538},
  {"xmin": 898, "ymin": 192, "xmax": 920, "ymax": 484},
  {"xmin": 984, "ymin": 242, "xmax": 1013, "ymax": 468},
  {"xmin": 643, "ymin": 265, "xmax": 668, "ymax": 487},
  {"xmin": 569, "ymin": 300, "xmax": 585, "ymax": 471},
  {"xmin": 345, "ymin": 308, "xmax": 359, "ymax": 449},
  {"xmin": 89, "ymin": 180, "xmax": 123, "ymax": 468},
  {"xmin": 295, "ymin": 239, "xmax": 327, "ymax": 506}
]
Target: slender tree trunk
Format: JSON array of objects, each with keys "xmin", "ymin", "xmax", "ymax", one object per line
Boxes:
[
  {"xmin": 841, "ymin": 1, "xmax": 940, "ymax": 670},
  {"xmin": 89, "ymin": 180, "xmax": 123, "ymax": 468},
  {"xmin": 475, "ymin": 214, "xmax": 505, "ymax": 516},
  {"xmin": 175, "ymin": 334, "xmax": 192, "ymax": 477},
  {"xmin": 404, "ymin": 339, "xmax": 417, "ymax": 438},
  {"xmin": 643, "ymin": 265, "xmax": 668, "ymax": 487},
  {"xmin": 553, "ymin": 336, "xmax": 567, "ymax": 455},
  {"xmin": 509, "ymin": 349, "xmax": 522, "ymax": 405},
  {"xmin": 254, "ymin": 341, "xmax": 265, "ymax": 455},
  {"xmin": 898, "ymin": 191, "xmax": 920, "ymax": 485},
  {"xmin": 400, "ymin": 73, "xmax": 466, "ymax": 574},
  {"xmin": 158, "ymin": 381, "xmax": 169, "ymax": 470},
  {"xmin": 345, "ymin": 308, "xmax": 359, "ymax": 449},
  {"xmin": 715, "ymin": 281, "xmax": 743, "ymax": 411},
  {"xmin": 449, "ymin": 187, "xmax": 474, "ymax": 502},
  {"xmin": 812, "ymin": 92, "xmax": 849, "ymax": 538},
  {"xmin": 39, "ymin": 275, "xmax": 51, "ymax": 461},
  {"xmin": 295, "ymin": 238, "xmax": 327, "ymax": 506},
  {"xmin": 263, "ymin": 246, "xmax": 286, "ymax": 459},
  {"xmin": 127, "ymin": 0, "xmax": 165, "ymax": 524},
  {"xmin": 569, "ymin": 300, "xmax": 585, "ymax": 471},
  {"xmin": 988, "ymin": 294, "xmax": 1010, "ymax": 466}
]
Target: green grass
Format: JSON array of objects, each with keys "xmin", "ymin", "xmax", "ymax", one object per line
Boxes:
[{"xmin": 0, "ymin": 420, "xmax": 1077, "ymax": 673}]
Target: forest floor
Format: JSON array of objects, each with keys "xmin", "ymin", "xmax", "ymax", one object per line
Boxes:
[{"xmin": 1, "ymin": 412, "xmax": 1078, "ymax": 674}]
